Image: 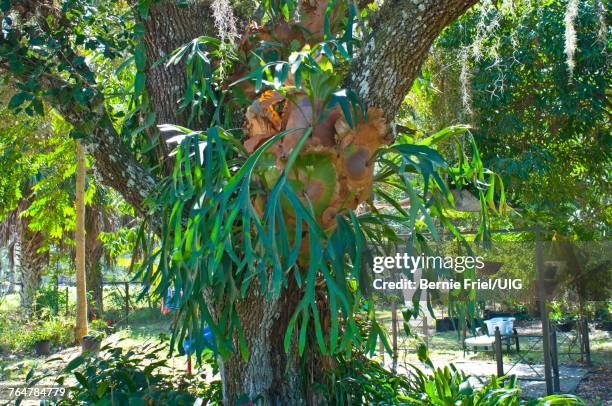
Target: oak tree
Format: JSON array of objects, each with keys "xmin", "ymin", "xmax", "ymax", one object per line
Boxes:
[{"xmin": 0, "ymin": 0, "xmax": 495, "ymax": 402}]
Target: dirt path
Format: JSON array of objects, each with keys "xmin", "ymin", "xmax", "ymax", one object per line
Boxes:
[{"xmin": 575, "ymin": 366, "xmax": 612, "ymax": 405}]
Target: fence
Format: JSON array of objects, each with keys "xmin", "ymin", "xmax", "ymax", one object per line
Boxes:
[{"xmin": 50, "ymin": 281, "xmax": 155, "ymax": 324}]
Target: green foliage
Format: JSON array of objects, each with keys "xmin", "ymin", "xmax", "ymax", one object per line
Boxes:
[
  {"xmin": 409, "ymin": 0, "xmax": 610, "ymax": 237},
  {"xmin": 29, "ymin": 339, "xmax": 221, "ymax": 406},
  {"xmin": 88, "ymin": 318, "xmax": 109, "ymax": 335},
  {"xmin": 141, "ymin": 116, "xmax": 502, "ymax": 362},
  {"xmin": 0, "ymin": 103, "xmax": 79, "ymax": 247},
  {"xmin": 0, "ymin": 311, "xmax": 74, "ymax": 351},
  {"xmin": 327, "ymin": 353, "xmax": 415, "ymax": 403},
  {"xmin": 35, "ymin": 284, "xmax": 68, "ymax": 316},
  {"xmin": 404, "ymin": 365, "xmax": 584, "ymax": 406},
  {"xmin": 132, "ymin": 2, "xmax": 505, "ymax": 361},
  {"xmin": 28, "ymin": 318, "xmax": 69, "ymax": 344}
]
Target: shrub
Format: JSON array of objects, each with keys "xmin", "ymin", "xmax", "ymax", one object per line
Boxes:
[
  {"xmin": 88, "ymin": 318, "xmax": 110, "ymax": 337},
  {"xmin": 405, "ymin": 364, "xmax": 584, "ymax": 405},
  {"xmin": 34, "ymin": 284, "xmax": 68, "ymax": 316},
  {"xmin": 22, "ymin": 337, "xmax": 222, "ymax": 405},
  {"xmin": 0, "ymin": 311, "xmax": 74, "ymax": 352},
  {"xmin": 325, "ymin": 341, "xmax": 585, "ymax": 405}
]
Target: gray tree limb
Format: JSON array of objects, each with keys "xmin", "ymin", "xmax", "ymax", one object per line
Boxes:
[{"xmin": 345, "ymin": 0, "xmax": 478, "ymax": 121}]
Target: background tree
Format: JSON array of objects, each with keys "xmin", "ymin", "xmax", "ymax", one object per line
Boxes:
[
  {"xmin": 0, "ymin": 104, "xmax": 56, "ymax": 310},
  {"xmin": 405, "ymin": 0, "xmax": 610, "ymax": 238},
  {"xmin": 0, "ymin": 95, "xmax": 117, "ymax": 315},
  {"xmin": 85, "ymin": 189, "xmax": 125, "ymax": 318}
]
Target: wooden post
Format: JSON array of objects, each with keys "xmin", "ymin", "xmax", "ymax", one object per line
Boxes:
[
  {"xmin": 74, "ymin": 140, "xmax": 88, "ymax": 344},
  {"xmin": 494, "ymin": 326, "xmax": 504, "ymax": 377},
  {"xmin": 391, "ymin": 301, "xmax": 398, "ymax": 372},
  {"xmin": 65, "ymin": 286, "xmax": 69, "ymax": 317},
  {"xmin": 124, "ymin": 282, "xmax": 130, "ymax": 324},
  {"xmin": 513, "ymin": 328, "xmax": 520, "ymax": 353},
  {"xmin": 536, "ymin": 225, "xmax": 554, "ymax": 395},
  {"xmin": 582, "ymin": 317, "xmax": 591, "ymax": 366},
  {"xmin": 53, "ymin": 276, "xmax": 59, "ymax": 315},
  {"xmin": 551, "ymin": 327, "xmax": 560, "ymax": 392}
]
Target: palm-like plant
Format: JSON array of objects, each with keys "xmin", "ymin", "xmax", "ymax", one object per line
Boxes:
[
  {"xmin": 135, "ymin": 2, "xmax": 505, "ymax": 402},
  {"xmin": 0, "ymin": 183, "xmax": 50, "ymax": 311}
]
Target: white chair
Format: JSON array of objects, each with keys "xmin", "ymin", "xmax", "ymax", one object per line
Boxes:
[{"xmin": 464, "ymin": 317, "xmax": 518, "ymax": 355}]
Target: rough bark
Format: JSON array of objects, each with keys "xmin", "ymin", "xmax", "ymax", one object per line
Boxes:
[
  {"xmin": 75, "ymin": 141, "xmax": 88, "ymax": 342},
  {"xmin": 85, "ymin": 203, "xmax": 107, "ymax": 318},
  {"xmin": 143, "ymin": 2, "xmax": 214, "ymax": 126},
  {"xmin": 18, "ymin": 226, "xmax": 48, "ymax": 311},
  {"xmin": 141, "ymin": 0, "xmax": 252, "ymax": 170},
  {"xmin": 12, "ymin": 195, "xmax": 49, "ymax": 311},
  {"xmin": 218, "ymin": 279, "xmax": 325, "ymax": 404},
  {"xmin": 345, "ymin": 0, "xmax": 478, "ymax": 121},
  {"xmin": 0, "ymin": 212, "xmax": 20, "ymax": 294}
]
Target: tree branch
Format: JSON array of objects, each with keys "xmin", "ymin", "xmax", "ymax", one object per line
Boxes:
[
  {"xmin": 53, "ymin": 97, "xmax": 158, "ymax": 217},
  {"xmin": 345, "ymin": 0, "xmax": 478, "ymax": 121}
]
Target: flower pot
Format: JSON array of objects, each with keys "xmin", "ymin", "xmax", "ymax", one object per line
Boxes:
[
  {"xmin": 435, "ymin": 318, "xmax": 449, "ymax": 332},
  {"xmin": 34, "ymin": 339, "xmax": 51, "ymax": 356},
  {"xmin": 81, "ymin": 335, "xmax": 101, "ymax": 354},
  {"xmin": 435, "ymin": 317, "xmax": 459, "ymax": 332},
  {"xmin": 555, "ymin": 321, "xmax": 575, "ymax": 332}
]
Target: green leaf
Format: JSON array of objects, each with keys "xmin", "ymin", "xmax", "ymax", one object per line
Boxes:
[
  {"xmin": 74, "ymin": 371, "xmax": 89, "ymax": 389},
  {"xmin": 96, "ymin": 381, "xmax": 110, "ymax": 398},
  {"xmin": 65, "ymin": 356, "xmax": 85, "ymax": 372},
  {"xmin": 134, "ymin": 73, "xmax": 146, "ymax": 96},
  {"xmin": 135, "ymin": 43, "xmax": 147, "ymax": 71},
  {"xmin": 417, "ymin": 125, "xmax": 470, "ymax": 147},
  {"xmin": 8, "ymin": 93, "xmax": 28, "ymax": 109}
]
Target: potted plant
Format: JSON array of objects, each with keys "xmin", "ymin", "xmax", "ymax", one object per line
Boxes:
[
  {"xmin": 82, "ymin": 318, "xmax": 108, "ymax": 354},
  {"xmin": 81, "ymin": 331, "xmax": 103, "ymax": 355},
  {"xmin": 31, "ymin": 325, "xmax": 54, "ymax": 356}
]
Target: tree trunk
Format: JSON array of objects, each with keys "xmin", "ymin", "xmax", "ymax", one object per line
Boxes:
[
  {"xmin": 345, "ymin": 0, "xmax": 478, "ymax": 120},
  {"xmin": 75, "ymin": 141, "xmax": 88, "ymax": 342},
  {"xmin": 143, "ymin": 2, "xmax": 214, "ymax": 127},
  {"xmin": 218, "ymin": 284, "xmax": 323, "ymax": 404},
  {"xmin": 85, "ymin": 203, "xmax": 106, "ymax": 318},
  {"xmin": 2, "ymin": 0, "xmax": 480, "ymax": 396},
  {"xmin": 85, "ymin": 262, "xmax": 104, "ymax": 318},
  {"xmin": 7, "ymin": 243, "xmax": 17, "ymax": 293},
  {"xmin": 1, "ymin": 243, "xmax": 17, "ymax": 293},
  {"xmin": 18, "ymin": 228, "xmax": 48, "ymax": 311}
]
